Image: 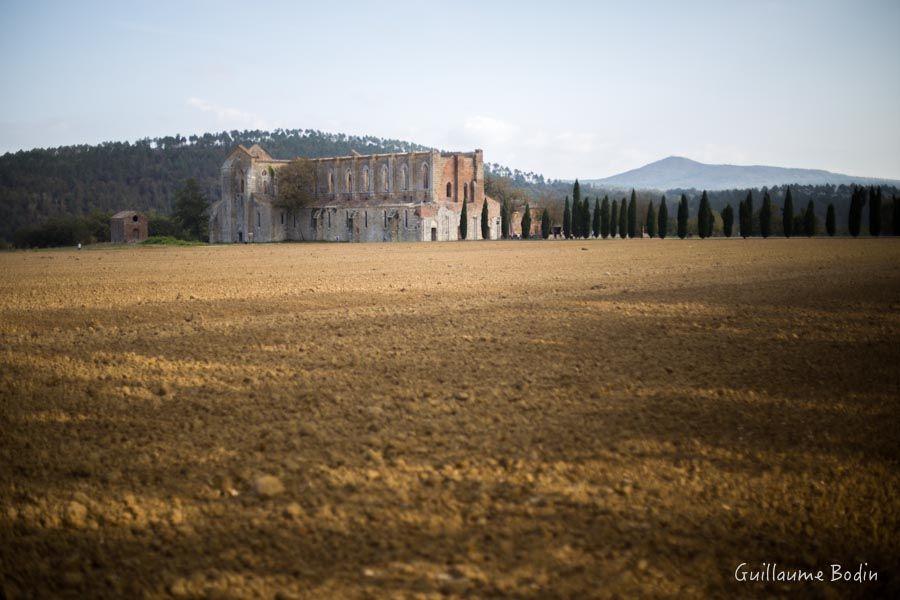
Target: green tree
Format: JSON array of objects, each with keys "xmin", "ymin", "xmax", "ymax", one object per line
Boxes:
[
  {"xmin": 848, "ymin": 187, "xmax": 864, "ymax": 237},
  {"xmin": 677, "ymin": 194, "xmax": 688, "ymax": 239},
  {"xmin": 722, "ymin": 204, "xmax": 734, "ymax": 237},
  {"xmin": 658, "ymin": 195, "xmax": 668, "ymax": 239},
  {"xmin": 572, "ymin": 181, "xmax": 581, "ymax": 237},
  {"xmin": 646, "ymin": 201, "xmax": 656, "ymax": 238},
  {"xmin": 745, "ymin": 190, "xmax": 754, "ymax": 237},
  {"xmin": 760, "ymin": 191, "xmax": 772, "ymax": 238},
  {"xmin": 869, "ymin": 186, "xmax": 882, "ymax": 236},
  {"xmin": 563, "ymin": 196, "xmax": 571, "ymax": 239},
  {"xmin": 273, "ymin": 158, "xmax": 316, "ymax": 214},
  {"xmin": 610, "ymin": 200, "xmax": 618, "ymax": 238},
  {"xmin": 541, "ymin": 207, "xmax": 551, "ymax": 239},
  {"xmin": 582, "ymin": 197, "xmax": 592, "ymax": 238},
  {"xmin": 592, "ymin": 198, "xmax": 601, "ymax": 238},
  {"xmin": 600, "ymin": 196, "xmax": 610, "ymax": 238},
  {"xmin": 619, "ymin": 197, "xmax": 628, "ymax": 238},
  {"xmin": 826, "ymin": 203, "xmax": 836, "ymax": 236},
  {"xmin": 739, "ymin": 200, "xmax": 747, "ymax": 238},
  {"xmin": 500, "ymin": 199, "xmax": 510, "ymax": 239},
  {"xmin": 628, "ymin": 189, "xmax": 637, "ymax": 238},
  {"xmin": 803, "ymin": 200, "xmax": 816, "ymax": 236},
  {"xmin": 174, "ymin": 178, "xmax": 209, "ymax": 241},
  {"xmin": 459, "ymin": 196, "xmax": 468, "ymax": 240},
  {"xmin": 893, "ymin": 194, "xmax": 900, "ymax": 236},
  {"xmin": 481, "ymin": 199, "xmax": 490, "ymax": 240},
  {"xmin": 698, "ymin": 191, "xmax": 710, "ymax": 239},
  {"xmin": 521, "ymin": 203, "xmax": 532, "ymax": 239},
  {"xmin": 782, "ymin": 186, "xmax": 794, "ymax": 237}
]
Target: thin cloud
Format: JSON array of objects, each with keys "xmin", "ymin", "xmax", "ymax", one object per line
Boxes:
[{"xmin": 186, "ymin": 98, "xmax": 267, "ymax": 129}]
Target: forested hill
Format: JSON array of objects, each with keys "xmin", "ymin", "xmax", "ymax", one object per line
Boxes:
[{"xmin": 0, "ymin": 129, "xmax": 433, "ymax": 242}]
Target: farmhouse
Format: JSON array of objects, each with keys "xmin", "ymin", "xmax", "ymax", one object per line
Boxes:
[
  {"xmin": 209, "ymin": 145, "xmax": 502, "ymax": 243},
  {"xmin": 110, "ymin": 211, "xmax": 148, "ymax": 243}
]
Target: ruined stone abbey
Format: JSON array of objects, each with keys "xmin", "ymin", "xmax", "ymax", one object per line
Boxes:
[{"xmin": 209, "ymin": 144, "xmax": 502, "ymax": 243}]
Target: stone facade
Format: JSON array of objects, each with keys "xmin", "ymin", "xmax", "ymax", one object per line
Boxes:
[
  {"xmin": 110, "ymin": 211, "xmax": 148, "ymax": 243},
  {"xmin": 209, "ymin": 144, "xmax": 502, "ymax": 243}
]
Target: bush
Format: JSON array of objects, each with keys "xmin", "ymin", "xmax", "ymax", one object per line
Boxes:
[{"xmin": 142, "ymin": 236, "xmax": 203, "ymax": 246}]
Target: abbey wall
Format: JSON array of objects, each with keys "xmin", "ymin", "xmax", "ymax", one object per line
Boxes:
[{"xmin": 208, "ymin": 144, "xmax": 501, "ymax": 243}]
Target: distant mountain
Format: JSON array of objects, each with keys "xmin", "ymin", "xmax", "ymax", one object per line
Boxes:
[{"xmin": 585, "ymin": 156, "xmax": 900, "ymax": 191}]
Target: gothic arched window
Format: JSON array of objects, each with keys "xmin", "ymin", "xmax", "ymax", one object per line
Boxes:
[
  {"xmin": 362, "ymin": 166, "xmax": 369, "ymax": 191},
  {"xmin": 446, "ymin": 182, "xmax": 452, "ymax": 198},
  {"xmin": 421, "ymin": 163, "xmax": 429, "ymax": 189},
  {"xmin": 328, "ymin": 170, "xmax": 334, "ymax": 193},
  {"xmin": 463, "ymin": 183, "xmax": 468, "ymax": 202},
  {"xmin": 400, "ymin": 164, "xmax": 409, "ymax": 191},
  {"xmin": 346, "ymin": 168, "xmax": 353, "ymax": 193},
  {"xmin": 381, "ymin": 165, "xmax": 389, "ymax": 192}
]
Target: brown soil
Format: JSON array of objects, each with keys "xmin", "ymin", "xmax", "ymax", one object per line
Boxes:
[{"xmin": 1, "ymin": 239, "xmax": 898, "ymax": 598}]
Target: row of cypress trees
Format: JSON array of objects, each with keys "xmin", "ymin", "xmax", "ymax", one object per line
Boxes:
[{"xmin": 475, "ymin": 184, "xmax": 898, "ymax": 240}]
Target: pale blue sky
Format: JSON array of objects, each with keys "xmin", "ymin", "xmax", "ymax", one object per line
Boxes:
[{"xmin": 2, "ymin": 0, "xmax": 898, "ymax": 179}]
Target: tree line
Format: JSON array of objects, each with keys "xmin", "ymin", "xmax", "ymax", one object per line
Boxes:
[{"xmin": 488, "ymin": 181, "xmax": 900, "ymax": 240}]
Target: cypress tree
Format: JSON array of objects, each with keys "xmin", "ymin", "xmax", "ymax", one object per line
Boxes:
[
  {"xmin": 628, "ymin": 189, "xmax": 637, "ymax": 238},
  {"xmin": 583, "ymin": 197, "xmax": 592, "ymax": 238},
  {"xmin": 541, "ymin": 207, "xmax": 551, "ymax": 239},
  {"xmin": 500, "ymin": 199, "xmax": 510, "ymax": 239},
  {"xmin": 722, "ymin": 204, "xmax": 734, "ymax": 237},
  {"xmin": 572, "ymin": 181, "xmax": 582, "ymax": 238},
  {"xmin": 869, "ymin": 186, "xmax": 881, "ymax": 236},
  {"xmin": 782, "ymin": 187, "xmax": 794, "ymax": 237},
  {"xmin": 619, "ymin": 197, "xmax": 628, "ymax": 238},
  {"xmin": 610, "ymin": 200, "xmax": 618, "ymax": 238},
  {"xmin": 826, "ymin": 203, "xmax": 836, "ymax": 236},
  {"xmin": 760, "ymin": 191, "xmax": 772, "ymax": 238},
  {"xmin": 848, "ymin": 187, "xmax": 864, "ymax": 237},
  {"xmin": 459, "ymin": 196, "xmax": 468, "ymax": 240},
  {"xmin": 563, "ymin": 196, "xmax": 571, "ymax": 239},
  {"xmin": 893, "ymin": 194, "xmax": 900, "ymax": 236},
  {"xmin": 481, "ymin": 199, "xmax": 490, "ymax": 239},
  {"xmin": 803, "ymin": 200, "xmax": 816, "ymax": 237},
  {"xmin": 677, "ymin": 194, "xmax": 688, "ymax": 239},
  {"xmin": 521, "ymin": 203, "xmax": 531, "ymax": 239},
  {"xmin": 739, "ymin": 200, "xmax": 747, "ymax": 238},
  {"xmin": 744, "ymin": 190, "xmax": 754, "ymax": 237},
  {"xmin": 600, "ymin": 196, "xmax": 610, "ymax": 238},
  {"xmin": 698, "ymin": 191, "xmax": 710, "ymax": 239},
  {"xmin": 592, "ymin": 198, "xmax": 601, "ymax": 238},
  {"xmin": 658, "ymin": 195, "xmax": 668, "ymax": 239},
  {"xmin": 646, "ymin": 201, "xmax": 656, "ymax": 238}
]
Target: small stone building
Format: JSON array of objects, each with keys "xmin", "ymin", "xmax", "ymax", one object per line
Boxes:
[{"xmin": 110, "ymin": 211, "xmax": 148, "ymax": 243}]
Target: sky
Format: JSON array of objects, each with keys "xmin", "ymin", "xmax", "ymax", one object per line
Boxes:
[{"xmin": 1, "ymin": 0, "xmax": 899, "ymax": 180}]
